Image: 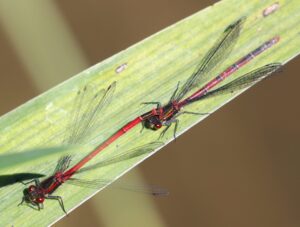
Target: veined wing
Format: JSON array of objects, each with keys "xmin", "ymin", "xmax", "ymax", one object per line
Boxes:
[
  {"xmin": 53, "ymin": 155, "xmax": 72, "ymax": 174},
  {"xmin": 74, "ymin": 142, "xmax": 163, "ymax": 174},
  {"xmin": 172, "ymin": 17, "xmax": 245, "ymax": 102},
  {"xmin": 64, "ymin": 82, "xmax": 116, "ymax": 145},
  {"xmin": 190, "ymin": 63, "xmax": 281, "ymax": 102},
  {"xmin": 66, "ymin": 178, "xmax": 168, "ymax": 196}
]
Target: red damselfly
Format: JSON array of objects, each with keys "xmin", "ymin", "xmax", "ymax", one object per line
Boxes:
[
  {"xmin": 139, "ymin": 19, "xmax": 281, "ymax": 138},
  {"xmin": 19, "ymin": 81, "xmax": 164, "ymax": 213},
  {"xmin": 19, "ymin": 82, "xmax": 117, "ymax": 212},
  {"xmin": 103, "ymin": 18, "xmax": 281, "ymax": 140},
  {"xmin": 19, "ymin": 142, "xmax": 164, "ymax": 213}
]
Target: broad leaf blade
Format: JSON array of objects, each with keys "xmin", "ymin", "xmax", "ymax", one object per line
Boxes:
[{"xmin": 0, "ymin": 1, "xmax": 299, "ymax": 226}]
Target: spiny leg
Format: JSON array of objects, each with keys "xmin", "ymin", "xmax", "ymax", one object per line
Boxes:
[
  {"xmin": 141, "ymin": 102, "xmax": 162, "ymax": 109},
  {"xmin": 35, "ymin": 203, "xmax": 41, "ymax": 211},
  {"xmin": 159, "ymin": 118, "xmax": 179, "ymax": 139},
  {"xmin": 158, "ymin": 111, "xmax": 208, "ymax": 139},
  {"xmin": 180, "ymin": 111, "xmax": 210, "ymax": 116},
  {"xmin": 140, "ymin": 123, "xmax": 145, "ymax": 133},
  {"xmin": 169, "ymin": 81, "xmax": 180, "ymax": 103},
  {"xmin": 18, "ymin": 197, "xmax": 25, "ymax": 206},
  {"xmin": 170, "ymin": 111, "xmax": 208, "ymax": 139},
  {"xmin": 18, "ymin": 198, "xmax": 40, "ymax": 211},
  {"xmin": 30, "ymin": 203, "xmax": 41, "ymax": 211},
  {"xmin": 47, "ymin": 195, "xmax": 67, "ymax": 214},
  {"xmin": 20, "ymin": 178, "xmax": 41, "ymax": 186},
  {"xmin": 173, "ymin": 119, "xmax": 179, "ymax": 140},
  {"xmin": 39, "ymin": 202, "xmax": 44, "ymax": 210},
  {"xmin": 24, "ymin": 203, "xmax": 41, "ymax": 211},
  {"xmin": 159, "ymin": 124, "xmax": 171, "ymax": 139}
]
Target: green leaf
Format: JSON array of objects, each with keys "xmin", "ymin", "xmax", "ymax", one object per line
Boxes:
[{"xmin": 0, "ymin": 1, "xmax": 299, "ymax": 226}]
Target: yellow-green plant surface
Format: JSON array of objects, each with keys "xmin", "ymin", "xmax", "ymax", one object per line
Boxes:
[{"xmin": 0, "ymin": 0, "xmax": 299, "ymax": 226}]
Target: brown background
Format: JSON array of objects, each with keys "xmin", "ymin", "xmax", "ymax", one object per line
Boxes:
[{"xmin": 0, "ymin": 1, "xmax": 299, "ymax": 226}]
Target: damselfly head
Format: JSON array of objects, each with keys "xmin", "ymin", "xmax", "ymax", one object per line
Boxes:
[
  {"xmin": 143, "ymin": 117, "xmax": 162, "ymax": 130},
  {"xmin": 22, "ymin": 185, "xmax": 45, "ymax": 209}
]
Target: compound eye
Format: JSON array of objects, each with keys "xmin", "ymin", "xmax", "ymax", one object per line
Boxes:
[
  {"xmin": 36, "ymin": 197, "xmax": 44, "ymax": 203},
  {"xmin": 155, "ymin": 123, "xmax": 162, "ymax": 129},
  {"xmin": 28, "ymin": 185, "xmax": 36, "ymax": 192}
]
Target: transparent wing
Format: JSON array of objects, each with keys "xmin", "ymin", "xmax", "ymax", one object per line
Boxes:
[
  {"xmin": 53, "ymin": 155, "xmax": 72, "ymax": 174},
  {"xmin": 190, "ymin": 63, "xmax": 281, "ymax": 102},
  {"xmin": 75, "ymin": 142, "xmax": 163, "ymax": 174},
  {"xmin": 64, "ymin": 81, "xmax": 116, "ymax": 145},
  {"xmin": 65, "ymin": 178, "xmax": 168, "ymax": 196},
  {"xmin": 173, "ymin": 17, "xmax": 245, "ymax": 101},
  {"xmin": 63, "ymin": 142, "xmax": 164, "ymax": 194}
]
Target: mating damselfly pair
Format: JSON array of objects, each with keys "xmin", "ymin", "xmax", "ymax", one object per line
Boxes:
[{"xmin": 15, "ymin": 17, "xmax": 281, "ymax": 214}]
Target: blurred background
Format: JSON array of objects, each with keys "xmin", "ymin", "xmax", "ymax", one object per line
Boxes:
[{"xmin": 0, "ymin": 0, "xmax": 299, "ymax": 226}]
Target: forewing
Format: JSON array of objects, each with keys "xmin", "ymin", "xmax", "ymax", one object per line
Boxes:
[
  {"xmin": 64, "ymin": 82, "xmax": 116, "ymax": 145},
  {"xmin": 75, "ymin": 142, "xmax": 163, "ymax": 174},
  {"xmin": 53, "ymin": 155, "xmax": 72, "ymax": 174},
  {"xmin": 173, "ymin": 18, "xmax": 245, "ymax": 101},
  {"xmin": 66, "ymin": 178, "xmax": 168, "ymax": 196}
]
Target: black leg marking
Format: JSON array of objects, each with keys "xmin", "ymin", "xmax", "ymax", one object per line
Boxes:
[
  {"xmin": 181, "ymin": 111, "xmax": 210, "ymax": 116},
  {"xmin": 158, "ymin": 118, "xmax": 179, "ymax": 139},
  {"xmin": 20, "ymin": 178, "xmax": 41, "ymax": 186},
  {"xmin": 47, "ymin": 195, "xmax": 67, "ymax": 214},
  {"xmin": 169, "ymin": 81, "xmax": 180, "ymax": 103},
  {"xmin": 159, "ymin": 124, "xmax": 171, "ymax": 139},
  {"xmin": 141, "ymin": 102, "xmax": 162, "ymax": 109},
  {"xmin": 173, "ymin": 119, "xmax": 179, "ymax": 140},
  {"xmin": 140, "ymin": 123, "xmax": 145, "ymax": 133},
  {"xmin": 37, "ymin": 202, "xmax": 44, "ymax": 210},
  {"xmin": 28, "ymin": 203, "xmax": 41, "ymax": 211},
  {"xmin": 19, "ymin": 201, "xmax": 41, "ymax": 211},
  {"xmin": 18, "ymin": 197, "xmax": 25, "ymax": 207}
]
